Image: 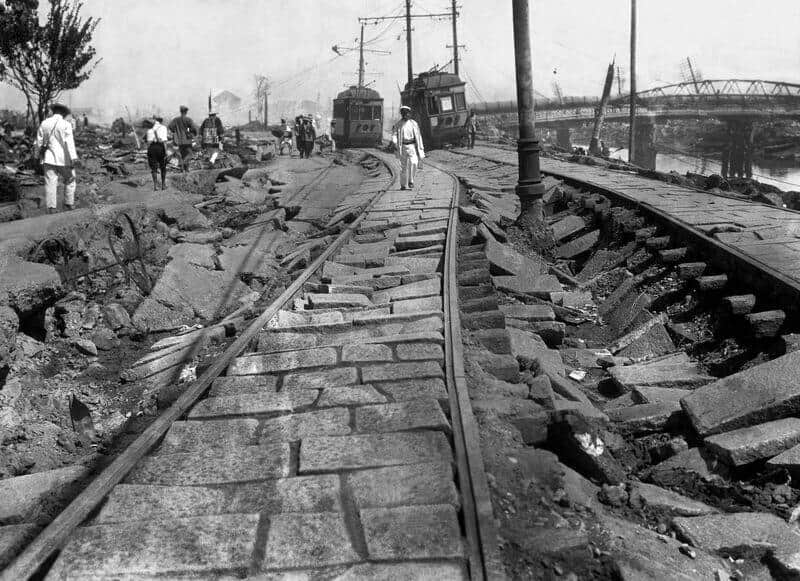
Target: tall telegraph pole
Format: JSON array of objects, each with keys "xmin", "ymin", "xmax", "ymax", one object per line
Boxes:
[
  {"xmin": 628, "ymin": 0, "xmax": 637, "ymax": 163},
  {"xmin": 405, "ymin": 0, "xmax": 413, "ymax": 85},
  {"xmin": 511, "ymin": 0, "xmax": 544, "ymax": 228},
  {"xmin": 358, "ymin": 24, "xmax": 366, "ymax": 87},
  {"xmin": 451, "ymin": 0, "xmax": 459, "ymax": 76}
]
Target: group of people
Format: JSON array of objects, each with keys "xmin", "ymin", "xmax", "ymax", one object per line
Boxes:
[{"xmin": 292, "ymin": 115, "xmax": 317, "ymax": 158}]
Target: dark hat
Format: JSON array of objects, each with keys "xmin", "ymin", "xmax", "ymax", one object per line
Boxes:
[
  {"xmin": 51, "ymin": 102, "xmax": 71, "ymax": 115},
  {"xmin": 153, "ymin": 115, "xmax": 163, "ymax": 123},
  {"xmin": 180, "ymin": 105, "xmax": 189, "ymax": 113}
]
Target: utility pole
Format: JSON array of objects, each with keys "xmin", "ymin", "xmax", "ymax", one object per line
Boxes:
[
  {"xmin": 589, "ymin": 58, "xmax": 616, "ymax": 155},
  {"xmin": 628, "ymin": 0, "xmax": 636, "ymax": 164},
  {"xmin": 451, "ymin": 0, "xmax": 459, "ymax": 76},
  {"xmin": 405, "ymin": 0, "xmax": 413, "ymax": 85},
  {"xmin": 358, "ymin": 23, "xmax": 366, "ymax": 87},
  {"xmin": 686, "ymin": 57, "xmax": 700, "ymax": 93},
  {"xmin": 511, "ymin": 0, "xmax": 545, "ymax": 232}
]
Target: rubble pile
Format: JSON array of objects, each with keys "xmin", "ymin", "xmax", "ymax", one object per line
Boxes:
[{"xmin": 430, "ymin": 148, "xmax": 800, "ymax": 580}]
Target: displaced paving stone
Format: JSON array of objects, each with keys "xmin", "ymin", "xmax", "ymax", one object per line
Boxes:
[
  {"xmin": 385, "ymin": 256, "xmax": 441, "ymax": 274},
  {"xmin": 282, "ymin": 367, "xmax": 359, "ymax": 390},
  {"xmin": 377, "ymin": 378, "xmax": 449, "ymax": 401},
  {"xmin": 617, "ymin": 323, "xmax": 676, "ymax": 361},
  {"xmin": 681, "ymin": 350, "xmax": 800, "ymax": 436},
  {"xmin": 551, "ymin": 215, "xmax": 586, "ymax": 241},
  {"xmin": 548, "ymin": 414, "xmax": 626, "ymax": 485},
  {"xmin": 461, "ymin": 310, "xmax": 505, "ymax": 330},
  {"xmin": 530, "ymin": 321, "xmax": 566, "ymax": 347},
  {"xmin": 631, "ymin": 482, "xmax": 718, "ymax": 516},
  {"xmin": 607, "ymin": 402, "xmax": 684, "ymax": 435},
  {"xmin": 556, "ymin": 229, "xmax": 600, "ymax": 259},
  {"xmin": 677, "ymin": 262, "xmax": 707, "ymax": 279},
  {"xmin": 484, "ymin": 237, "xmax": 545, "ymax": 276},
  {"xmin": 492, "ymin": 274, "xmax": 563, "ymax": 298},
  {"xmin": 372, "ymin": 277, "xmax": 441, "ymax": 304},
  {"xmin": 47, "ymin": 514, "xmax": 259, "ymax": 578},
  {"xmin": 392, "ymin": 295, "xmax": 443, "ymax": 314},
  {"xmin": 697, "ymin": 274, "xmax": 727, "ymax": 291},
  {"xmin": 499, "ymin": 303, "xmax": 555, "ymax": 321},
  {"xmin": 610, "ymin": 362, "xmax": 712, "ymax": 392},
  {"xmin": 672, "ymin": 512, "xmax": 800, "ymax": 559},
  {"xmin": 507, "ymin": 327, "xmax": 564, "ymax": 375},
  {"xmin": 396, "ymin": 342, "xmax": 443, "ymax": 360},
  {"xmin": 646, "ymin": 447, "xmax": 725, "ymax": 487},
  {"xmin": 473, "ymin": 328, "xmax": 512, "ymax": 354},
  {"xmin": 704, "ymin": 417, "xmax": 800, "ymax": 467},
  {"xmin": 262, "ymin": 512, "xmax": 359, "ymax": 569},
  {"xmin": 512, "ymin": 412, "xmax": 551, "ymax": 445},
  {"xmin": 229, "ymin": 347, "xmax": 337, "ymax": 375},
  {"xmin": 468, "ymin": 349, "xmax": 520, "ymax": 382},
  {"xmin": 341, "ymin": 343, "xmax": 393, "ymax": 362},
  {"xmin": 632, "ymin": 385, "xmax": 693, "ymax": 404},
  {"xmin": 722, "ymin": 294, "xmax": 756, "ymax": 315},
  {"xmin": 0, "ymin": 465, "xmax": 88, "ymax": 521},
  {"xmin": 361, "ymin": 361, "xmax": 443, "ymax": 383},
  {"xmin": 307, "ymin": 293, "xmax": 373, "ymax": 309},
  {"xmin": 395, "ymin": 233, "xmax": 446, "ymax": 251},
  {"xmin": 159, "ymin": 419, "xmax": 260, "ymax": 452},
  {"xmin": 312, "ymin": 561, "xmax": 468, "ymax": 579},
  {"xmin": 300, "ymin": 432, "xmax": 452, "ymax": 473},
  {"xmin": 349, "ymin": 462, "xmax": 458, "ymax": 509},
  {"xmin": 361, "ymin": 504, "xmax": 464, "ymax": 560},
  {"xmin": 745, "ymin": 309, "xmax": 786, "ymax": 338},
  {"xmin": 127, "ymin": 444, "xmax": 291, "ymax": 485}
]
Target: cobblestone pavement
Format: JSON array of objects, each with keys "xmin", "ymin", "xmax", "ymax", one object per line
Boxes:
[
  {"xmin": 44, "ymin": 158, "xmax": 471, "ymax": 579},
  {"xmin": 456, "ymin": 145, "xmax": 800, "ymax": 284}
]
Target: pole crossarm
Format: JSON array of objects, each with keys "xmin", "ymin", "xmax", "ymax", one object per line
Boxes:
[{"xmin": 359, "ymin": 12, "xmax": 455, "ymax": 23}]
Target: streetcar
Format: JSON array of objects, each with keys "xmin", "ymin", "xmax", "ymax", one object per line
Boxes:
[
  {"xmin": 400, "ymin": 70, "xmax": 469, "ymax": 149},
  {"xmin": 331, "ymin": 85, "xmax": 384, "ymax": 148}
]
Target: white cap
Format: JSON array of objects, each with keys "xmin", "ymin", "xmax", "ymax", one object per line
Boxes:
[{"xmin": 399, "ymin": 105, "xmax": 411, "ymax": 112}]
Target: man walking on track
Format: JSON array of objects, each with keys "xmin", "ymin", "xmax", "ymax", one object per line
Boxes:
[
  {"xmin": 35, "ymin": 102, "xmax": 80, "ymax": 214},
  {"xmin": 392, "ymin": 105, "xmax": 425, "ymax": 190},
  {"xmin": 168, "ymin": 106, "xmax": 198, "ymax": 173},
  {"xmin": 465, "ymin": 110, "xmax": 479, "ymax": 149}
]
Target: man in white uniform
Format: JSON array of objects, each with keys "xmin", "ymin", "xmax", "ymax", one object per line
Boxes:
[
  {"xmin": 35, "ymin": 103, "xmax": 80, "ymax": 213},
  {"xmin": 392, "ymin": 105, "xmax": 425, "ymax": 190}
]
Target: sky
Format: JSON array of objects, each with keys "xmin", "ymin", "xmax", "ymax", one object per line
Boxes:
[{"xmin": 1, "ymin": 0, "xmax": 799, "ymax": 121}]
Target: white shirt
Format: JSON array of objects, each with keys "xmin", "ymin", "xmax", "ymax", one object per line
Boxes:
[
  {"xmin": 35, "ymin": 114, "xmax": 79, "ymax": 166},
  {"xmin": 146, "ymin": 122, "xmax": 168, "ymax": 144},
  {"xmin": 400, "ymin": 120, "xmax": 417, "ymax": 142}
]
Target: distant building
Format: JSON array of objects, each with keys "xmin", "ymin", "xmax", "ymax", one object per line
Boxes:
[{"xmin": 212, "ymin": 90, "xmax": 247, "ymax": 126}]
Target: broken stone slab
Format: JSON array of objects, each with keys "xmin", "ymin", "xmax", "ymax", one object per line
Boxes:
[
  {"xmin": 508, "ymin": 327, "xmax": 565, "ymax": 376},
  {"xmin": 471, "ymin": 397, "xmax": 544, "ymax": 419},
  {"xmin": 704, "ymin": 417, "xmax": 800, "ymax": 467},
  {"xmin": 0, "ymin": 259, "xmax": 63, "ymax": 317},
  {"xmin": 630, "ymin": 482, "xmax": 718, "ymax": 516},
  {"xmin": 547, "ymin": 413, "xmax": 625, "ymax": 485},
  {"xmin": 461, "ymin": 310, "xmax": 505, "ymax": 330},
  {"xmin": 466, "ymin": 349, "xmax": 520, "ymax": 382},
  {"xmin": 577, "ymin": 249, "xmax": 623, "ymax": 282},
  {"xmin": 483, "ymin": 237, "xmax": 546, "ymax": 277},
  {"xmin": 473, "ymin": 328, "xmax": 512, "ymax": 354},
  {"xmin": 492, "ymin": 274, "xmax": 563, "ymax": 298},
  {"xmin": 745, "ymin": 309, "xmax": 786, "ymax": 339},
  {"xmin": 632, "ymin": 385, "xmax": 693, "ymax": 405},
  {"xmin": 609, "ymin": 361, "xmax": 713, "ymax": 393},
  {"xmin": 681, "ymin": 350, "xmax": 800, "ymax": 436},
  {"xmin": 551, "ymin": 215, "xmax": 586, "ymax": 242},
  {"xmin": 529, "ymin": 321, "xmax": 566, "ymax": 347},
  {"xmin": 0, "ymin": 523, "xmax": 41, "ymax": 570},
  {"xmin": 645, "ymin": 447, "xmax": 728, "ymax": 488},
  {"xmin": 556, "ymin": 229, "xmax": 600, "ymax": 259},
  {"xmin": 672, "ymin": 512, "xmax": 800, "ymax": 560},
  {"xmin": 306, "ymin": 293, "xmax": 373, "ymax": 309},
  {"xmin": 0, "ymin": 465, "xmax": 88, "ymax": 521},
  {"xmin": 498, "ymin": 303, "xmax": 555, "ymax": 321},
  {"xmin": 606, "ymin": 402, "xmax": 684, "ymax": 435},
  {"xmin": 609, "ymin": 313, "xmax": 669, "ymax": 355},
  {"xmin": 721, "ymin": 294, "xmax": 756, "ymax": 315}
]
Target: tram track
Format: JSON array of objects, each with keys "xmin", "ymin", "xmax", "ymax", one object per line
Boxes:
[{"xmin": 3, "ymin": 150, "xmax": 499, "ymax": 580}]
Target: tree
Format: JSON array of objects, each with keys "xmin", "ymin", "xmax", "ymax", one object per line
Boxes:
[{"xmin": 0, "ymin": 0, "xmax": 101, "ymax": 127}]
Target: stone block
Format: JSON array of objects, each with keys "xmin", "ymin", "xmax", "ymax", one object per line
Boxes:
[
  {"xmin": 229, "ymin": 347, "xmax": 337, "ymax": 375},
  {"xmin": 258, "ymin": 408, "xmax": 351, "ymax": 443},
  {"xmin": 530, "ymin": 321, "xmax": 566, "ymax": 347},
  {"xmin": 610, "ymin": 361, "xmax": 713, "ymax": 392},
  {"xmin": 632, "ymin": 385, "xmax": 693, "ymax": 405},
  {"xmin": 395, "ymin": 233, "xmax": 446, "ymax": 250},
  {"xmin": 704, "ymin": 417, "xmax": 800, "ymax": 466},
  {"xmin": 484, "ymin": 237, "xmax": 545, "ymax": 276},
  {"xmin": 396, "ymin": 342, "xmax": 444, "ymax": 361},
  {"xmin": 745, "ymin": 309, "xmax": 786, "ymax": 338},
  {"xmin": 0, "ymin": 524, "xmax": 40, "ymax": 570},
  {"xmin": 348, "ymin": 462, "xmax": 458, "ymax": 509},
  {"xmin": 341, "ymin": 343, "xmax": 393, "ymax": 362},
  {"xmin": 551, "ymin": 215, "xmax": 586, "ymax": 241},
  {"xmin": 377, "ymin": 378, "xmax": 449, "ymax": 401},
  {"xmin": 607, "ymin": 402, "xmax": 684, "ymax": 435},
  {"xmin": 460, "ymin": 296, "xmax": 498, "ymax": 313},
  {"xmin": 307, "ymin": 293, "xmax": 373, "ymax": 309},
  {"xmin": 385, "ymin": 256, "xmax": 442, "ymax": 274},
  {"xmin": 458, "ymin": 284, "xmax": 494, "ymax": 301},
  {"xmin": 317, "ymin": 385, "xmax": 386, "ymax": 407},
  {"xmin": 361, "ymin": 505, "xmax": 464, "ymax": 560},
  {"xmin": 372, "ymin": 278, "xmax": 441, "ymax": 304},
  {"xmin": 458, "ymin": 268, "xmax": 491, "ymax": 285},
  {"xmin": 556, "ymin": 230, "xmax": 600, "ymax": 259},
  {"xmin": 677, "ymin": 262, "xmax": 707, "ymax": 279},
  {"xmin": 631, "ymin": 482, "xmax": 718, "ymax": 516},
  {"xmin": 617, "ymin": 323, "xmax": 676, "ymax": 361},
  {"xmin": 461, "ymin": 310, "xmax": 505, "ymax": 330},
  {"xmin": 209, "ymin": 374, "xmax": 278, "ymax": 397},
  {"xmin": 499, "ymin": 303, "xmax": 555, "ymax": 321},
  {"xmin": 361, "ymin": 360, "xmax": 443, "ymax": 382},
  {"xmin": 159, "ymin": 419, "xmax": 260, "ymax": 453},
  {"xmin": 722, "ymin": 294, "xmax": 756, "ymax": 315},
  {"xmin": 356, "ymin": 400, "xmax": 450, "ymax": 433},
  {"xmin": 263, "ymin": 512, "xmax": 358, "ymax": 569},
  {"xmin": 0, "ymin": 465, "xmax": 88, "ymax": 521},
  {"xmin": 127, "ymin": 444, "xmax": 291, "ymax": 485},
  {"xmin": 473, "ymin": 328, "xmax": 512, "ymax": 354},
  {"xmin": 681, "ymin": 350, "xmax": 800, "ymax": 436},
  {"xmin": 283, "ymin": 367, "xmax": 359, "ymax": 390},
  {"xmin": 645, "ymin": 236, "xmax": 671, "ymax": 250},
  {"xmin": 467, "ymin": 349, "xmax": 520, "ymax": 382},
  {"xmin": 188, "ymin": 391, "xmax": 318, "ymax": 420},
  {"xmin": 697, "ymin": 274, "xmax": 727, "ymax": 291},
  {"xmin": 492, "ymin": 274, "xmax": 563, "ymax": 298},
  {"xmin": 299, "ymin": 432, "xmax": 453, "ymax": 473},
  {"xmin": 658, "ymin": 247, "xmax": 688, "ymax": 264},
  {"xmin": 513, "ymin": 412, "xmax": 551, "ymax": 445},
  {"xmin": 392, "ymin": 295, "xmax": 443, "ymax": 314}
]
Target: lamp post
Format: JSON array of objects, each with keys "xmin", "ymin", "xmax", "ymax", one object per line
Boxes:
[{"xmin": 512, "ymin": 0, "xmax": 545, "ymax": 230}]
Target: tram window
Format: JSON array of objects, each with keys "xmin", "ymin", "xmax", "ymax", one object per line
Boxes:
[
  {"xmin": 440, "ymin": 96, "xmax": 454, "ymax": 112},
  {"xmin": 333, "ymin": 102, "xmax": 346, "ymax": 118},
  {"xmin": 428, "ymin": 97, "xmax": 440, "ymax": 115},
  {"xmin": 454, "ymin": 93, "xmax": 466, "ymax": 111},
  {"xmin": 373, "ymin": 106, "xmax": 382, "ymax": 120}
]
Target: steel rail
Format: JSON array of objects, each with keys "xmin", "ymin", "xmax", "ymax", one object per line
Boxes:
[{"xmin": 1, "ymin": 154, "xmax": 397, "ymax": 581}]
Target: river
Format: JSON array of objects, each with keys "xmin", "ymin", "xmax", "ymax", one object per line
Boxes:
[{"xmin": 609, "ymin": 148, "xmax": 800, "ymax": 193}]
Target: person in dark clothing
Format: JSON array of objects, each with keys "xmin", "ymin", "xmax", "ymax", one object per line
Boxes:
[
  {"xmin": 167, "ymin": 106, "xmax": 198, "ymax": 173},
  {"xmin": 294, "ymin": 116, "xmax": 303, "ymax": 154},
  {"xmin": 82, "ymin": 114, "xmax": 89, "ymax": 129},
  {"xmin": 200, "ymin": 111, "xmax": 225, "ymax": 149},
  {"xmin": 465, "ymin": 110, "xmax": 478, "ymax": 149},
  {"xmin": 144, "ymin": 116, "xmax": 168, "ymax": 190},
  {"xmin": 302, "ymin": 118, "xmax": 316, "ymax": 158}
]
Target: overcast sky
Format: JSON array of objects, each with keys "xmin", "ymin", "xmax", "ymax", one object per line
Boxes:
[{"xmin": 2, "ymin": 0, "xmax": 799, "ymax": 119}]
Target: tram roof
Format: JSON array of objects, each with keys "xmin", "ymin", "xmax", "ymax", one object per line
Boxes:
[
  {"xmin": 335, "ymin": 85, "xmax": 383, "ymax": 101},
  {"xmin": 403, "ymin": 71, "xmax": 465, "ymax": 92}
]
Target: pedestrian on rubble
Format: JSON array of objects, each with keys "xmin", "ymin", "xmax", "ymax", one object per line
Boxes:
[
  {"xmin": 391, "ymin": 105, "xmax": 425, "ymax": 190},
  {"xmin": 294, "ymin": 116, "xmax": 303, "ymax": 154},
  {"xmin": 301, "ymin": 117, "xmax": 316, "ymax": 158},
  {"xmin": 145, "ymin": 116, "xmax": 169, "ymax": 191},
  {"xmin": 168, "ymin": 106, "xmax": 198, "ymax": 173},
  {"xmin": 83, "ymin": 114, "xmax": 89, "ymax": 129},
  {"xmin": 465, "ymin": 110, "xmax": 478, "ymax": 149},
  {"xmin": 35, "ymin": 102, "xmax": 81, "ymax": 214},
  {"xmin": 200, "ymin": 111, "xmax": 225, "ymax": 150}
]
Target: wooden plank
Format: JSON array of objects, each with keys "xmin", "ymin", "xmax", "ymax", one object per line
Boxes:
[{"xmin": 1, "ymin": 152, "xmax": 397, "ymax": 581}]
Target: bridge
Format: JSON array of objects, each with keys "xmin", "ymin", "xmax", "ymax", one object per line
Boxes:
[{"xmin": 472, "ymin": 79, "xmax": 800, "ymax": 175}]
